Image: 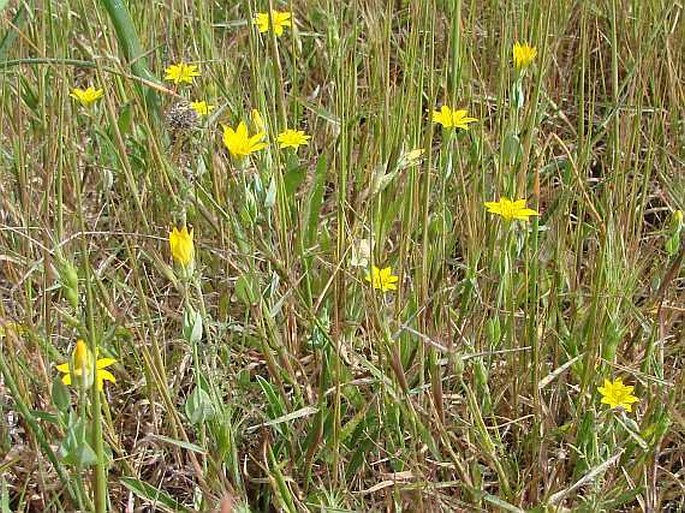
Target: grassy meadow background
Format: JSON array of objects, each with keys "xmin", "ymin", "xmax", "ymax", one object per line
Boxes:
[{"xmin": 0, "ymin": 0, "xmax": 684, "ymax": 511}]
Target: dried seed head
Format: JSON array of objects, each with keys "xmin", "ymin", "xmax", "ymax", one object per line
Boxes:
[{"xmin": 166, "ymin": 102, "xmax": 199, "ymax": 134}]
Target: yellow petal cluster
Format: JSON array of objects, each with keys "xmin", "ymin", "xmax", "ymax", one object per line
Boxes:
[
  {"xmin": 164, "ymin": 62, "xmax": 201, "ymax": 85},
  {"xmin": 432, "ymin": 106, "xmax": 478, "ymax": 130},
  {"xmin": 277, "ymin": 129, "xmax": 311, "ymax": 150},
  {"xmin": 254, "ymin": 11, "xmax": 292, "ymax": 36},
  {"xmin": 484, "ymin": 197, "xmax": 538, "ymax": 222},
  {"xmin": 365, "ymin": 266, "xmax": 399, "ymax": 292},
  {"xmin": 190, "ymin": 101, "xmax": 215, "ymax": 117},
  {"xmin": 70, "ymin": 86, "xmax": 104, "ymax": 108},
  {"xmin": 222, "ymin": 121, "xmax": 267, "ymax": 158},
  {"xmin": 513, "ymin": 42, "xmax": 537, "ymax": 70},
  {"xmin": 598, "ymin": 378, "xmax": 639, "ymax": 412}
]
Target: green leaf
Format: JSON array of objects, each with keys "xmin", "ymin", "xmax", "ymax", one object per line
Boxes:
[
  {"xmin": 120, "ymin": 477, "xmax": 192, "ymax": 513},
  {"xmin": 52, "ymin": 374, "xmax": 71, "ymax": 414},
  {"xmin": 603, "ymin": 486, "xmax": 645, "ymax": 510},
  {"xmin": 511, "ymin": 79, "xmax": 525, "ymax": 110},
  {"xmin": 59, "ymin": 418, "xmax": 98, "ymax": 469},
  {"xmin": 264, "ymin": 174, "xmax": 277, "ymax": 209},
  {"xmin": 0, "ymin": 3, "xmax": 27, "ymax": 61},
  {"xmin": 149, "ymin": 434, "xmax": 207, "ymax": 455},
  {"xmin": 1, "ymin": 477, "xmax": 11, "ymax": 513},
  {"xmin": 184, "ymin": 386, "xmax": 215, "ymax": 425},
  {"xmin": 182, "ymin": 308, "xmax": 203, "ymax": 344},
  {"xmin": 503, "ymin": 132, "xmax": 522, "ymax": 166},
  {"xmin": 29, "ymin": 409, "xmax": 59, "ymax": 425},
  {"xmin": 665, "ymin": 231, "xmax": 680, "ymax": 257},
  {"xmin": 117, "ymin": 102, "xmax": 133, "ymax": 135},
  {"xmin": 235, "ymin": 273, "xmax": 259, "ymax": 306},
  {"xmin": 255, "ymin": 376, "xmax": 286, "ymax": 423},
  {"xmin": 482, "ymin": 493, "xmax": 525, "ymax": 513},
  {"xmin": 284, "ymin": 163, "xmax": 306, "ymax": 197},
  {"xmin": 19, "ymin": 75, "xmax": 39, "ymax": 112}
]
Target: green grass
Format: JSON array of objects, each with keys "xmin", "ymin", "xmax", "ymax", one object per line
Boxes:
[{"xmin": 0, "ymin": 0, "xmax": 683, "ymax": 511}]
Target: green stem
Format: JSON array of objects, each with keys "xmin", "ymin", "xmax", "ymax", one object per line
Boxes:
[
  {"xmin": 98, "ymin": 0, "xmax": 159, "ymax": 115},
  {"xmin": 72, "ymin": 149, "xmax": 108, "ymax": 512}
]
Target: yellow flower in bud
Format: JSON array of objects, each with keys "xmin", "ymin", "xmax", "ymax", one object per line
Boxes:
[
  {"xmin": 69, "ymin": 86, "xmax": 104, "ymax": 108},
  {"xmin": 56, "ymin": 340, "xmax": 117, "ymax": 391},
  {"xmin": 513, "ymin": 42, "xmax": 537, "ymax": 71},
  {"xmin": 398, "ymin": 148, "xmax": 425, "ymax": 169},
  {"xmin": 251, "ymin": 109, "xmax": 266, "ymax": 132},
  {"xmin": 169, "ymin": 226, "xmax": 194, "ymax": 267}
]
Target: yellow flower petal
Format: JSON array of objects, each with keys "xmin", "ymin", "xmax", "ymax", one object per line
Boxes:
[
  {"xmin": 236, "ymin": 121, "xmax": 248, "ymax": 138},
  {"xmin": 96, "ymin": 358, "xmax": 117, "ymax": 369},
  {"xmin": 56, "ymin": 362, "xmax": 70, "ymax": 373},
  {"xmin": 98, "ymin": 369, "xmax": 116, "ymax": 384},
  {"xmin": 190, "ymin": 100, "xmax": 215, "ymax": 117}
]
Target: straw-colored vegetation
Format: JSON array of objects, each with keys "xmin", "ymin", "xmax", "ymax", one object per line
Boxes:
[{"xmin": 0, "ymin": 0, "xmax": 683, "ymax": 511}]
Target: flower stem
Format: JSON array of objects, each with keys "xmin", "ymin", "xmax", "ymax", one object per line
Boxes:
[{"xmin": 72, "ymin": 150, "xmax": 108, "ymax": 513}]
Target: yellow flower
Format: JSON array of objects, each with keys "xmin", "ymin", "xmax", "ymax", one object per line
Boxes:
[
  {"xmin": 251, "ymin": 109, "xmax": 266, "ymax": 132},
  {"xmin": 164, "ymin": 62, "xmax": 200, "ymax": 85},
  {"xmin": 69, "ymin": 86, "xmax": 104, "ymax": 108},
  {"xmin": 190, "ymin": 101, "xmax": 215, "ymax": 117},
  {"xmin": 598, "ymin": 378, "xmax": 639, "ymax": 412},
  {"xmin": 254, "ymin": 11, "xmax": 292, "ymax": 36},
  {"xmin": 169, "ymin": 226, "xmax": 194, "ymax": 267},
  {"xmin": 56, "ymin": 340, "xmax": 116, "ymax": 392},
  {"xmin": 365, "ymin": 265, "xmax": 399, "ymax": 292},
  {"xmin": 432, "ymin": 106, "xmax": 478, "ymax": 130},
  {"xmin": 277, "ymin": 129, "xmax": 311, "ymax": 150},
  {"xmin": 222, "ymin": 121, "xmax": 267, "ymax": 158},
  {"xmin": 484, "ymin": 197, "xmax": 539, "ymax": 222},
  {"xmin": 513, "ymin": 42, "xmax": 537, "ymax": 71}
]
